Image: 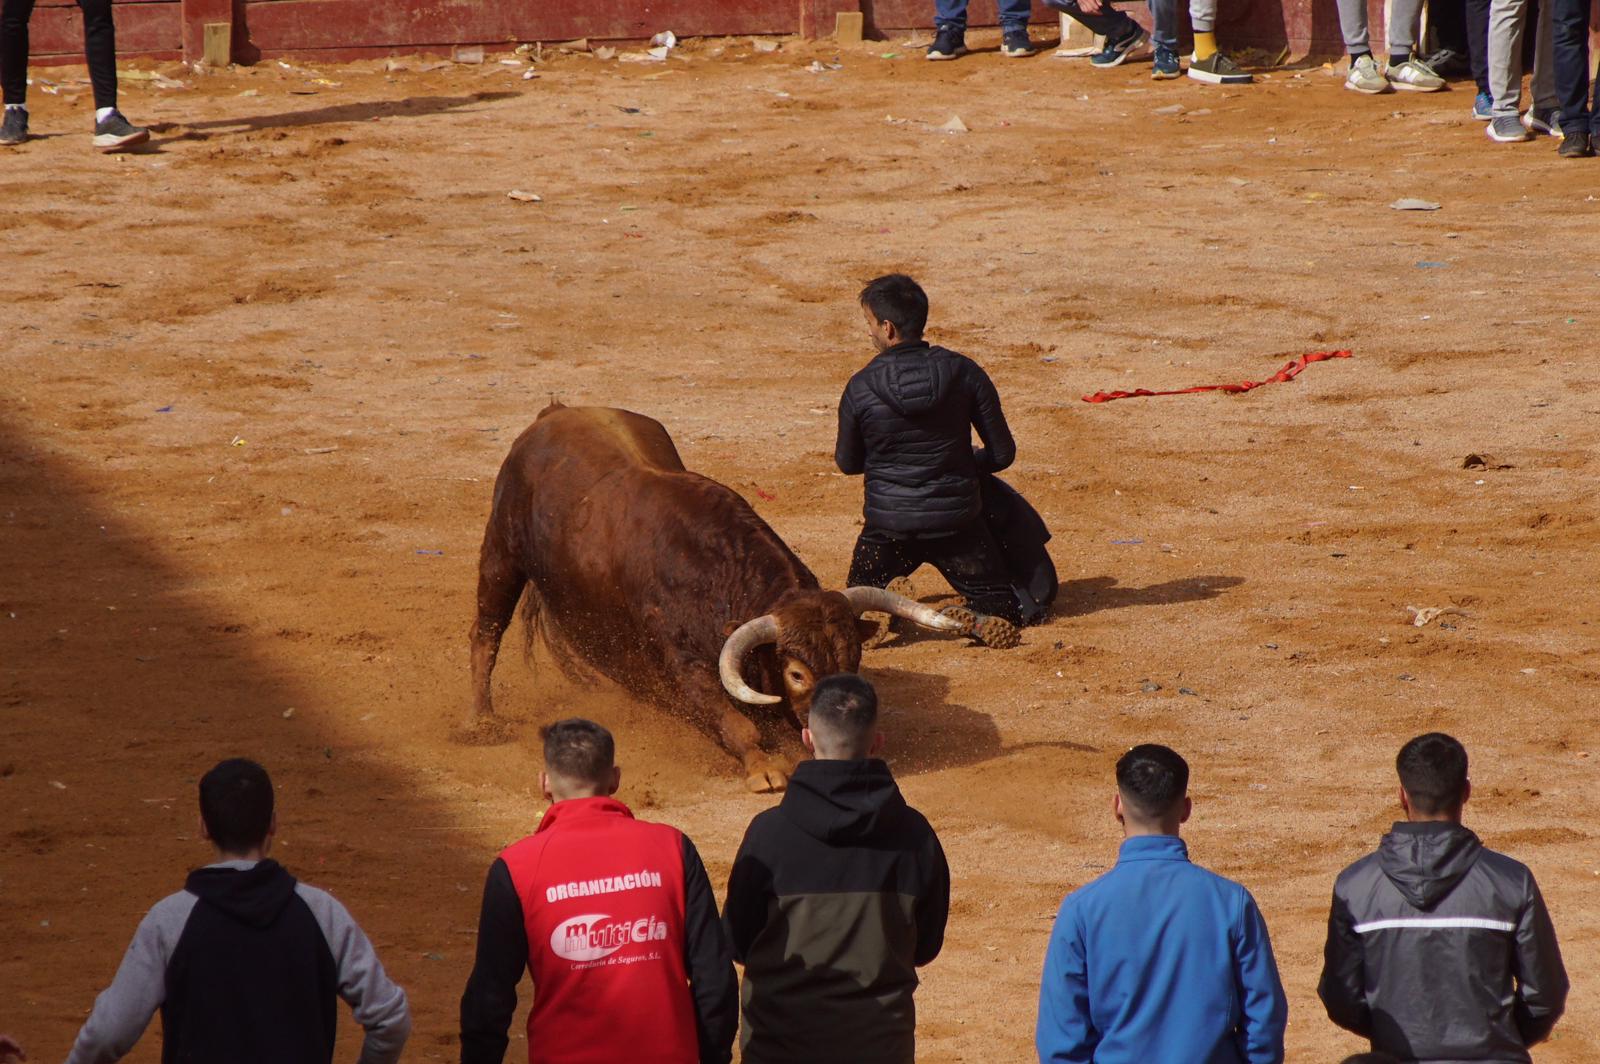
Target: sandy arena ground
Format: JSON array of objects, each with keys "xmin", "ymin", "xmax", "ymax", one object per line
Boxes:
[{"xmin": 2, "ymin": 29, "xmax": 1598, "ymax": 1062}]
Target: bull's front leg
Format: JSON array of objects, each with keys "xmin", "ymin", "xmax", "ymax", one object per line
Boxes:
[{"xmin": 674, "ymin": 665, "xmax": 794, "ymax": 793}]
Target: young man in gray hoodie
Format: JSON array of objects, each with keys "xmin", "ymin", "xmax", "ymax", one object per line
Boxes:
[
  {"xmin": 1319, "ymin": 733, "xmax": 1568, "ymax": 1062},
  {"xmin": 65, "ymin": 758, "xmax": 411, "ymax": 1064}
]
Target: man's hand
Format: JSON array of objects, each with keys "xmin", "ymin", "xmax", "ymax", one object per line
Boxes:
[
  {"xmin": 0, "ymin": 1034, "xmax": 27, "ymax": 1062},
  {"xmin": 1077, "ymin": 0, "xmax": 1107, "ymax": 15}
]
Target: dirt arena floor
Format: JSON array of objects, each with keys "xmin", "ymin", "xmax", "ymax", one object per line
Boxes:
[{"xmin": 3, "ymin": 28, "xmax": 1598, "ymax": 1062}]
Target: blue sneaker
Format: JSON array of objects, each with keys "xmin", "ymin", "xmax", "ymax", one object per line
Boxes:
[
  {"xmin": 1472, "ymin": 91, "xmax": 1492, "ymax": 120},
  {"xmin": 1091, "ymin": 25, "xmax": 1148, "ymax": 67},
  {"xmin": 1151, "ymin": 44, "xmax": 1181, "ymax": 79}
]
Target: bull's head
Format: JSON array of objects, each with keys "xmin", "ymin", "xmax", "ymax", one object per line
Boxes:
[{"xmin": 717, "ymin": 587, "xmax": 963, "ymax": 722}]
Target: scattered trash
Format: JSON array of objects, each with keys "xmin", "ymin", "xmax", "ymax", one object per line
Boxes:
[
  {"xmin": 415, "ymin": 61, "xmax": 452, "ymax": 72},
  {"xmin": 1389, "ymin": 198, "xmax": 1440, "ymax": 211},
  {"xmin": 593, "ymin": 46, "xmax": 617, "ymax": 60},
  {"xmin": 752, "ymin": 38, "xmax": 781, "ymax": 52},
  {"xmin": 880, "ymin": 52, "xmax": 902, "ymax": 59},
  {"xmin": 1110, "ymin": 538, "xmax": 1143, "ymax": 545},
  {"xmin": 499, "ymin": 58, "xmax": 523, "ymax": 66},
  {"xmin": 1262, "ymin": 643, "xmax": 1279, "ymax": 650},
  {"xmin": 50, "ymin": 780, "xmax": 67, "ymax": 790},
  {"xmin": 515, "ymin": 43, "xmax": 534, "ymax": 54},
  {"xmin": 424, "ymin": 952, "xmax": 445, "ymax": 961},
  {"xmin": 1462, "ymin": 453, "xmax": 1513, "ymax": 469},
  {"xmin": 650, "ymin": 30, "xmax": 678, "ymax": 49},
  {"xmin": 1178, "ymin": 687, "xmax": 1198, "ymax": 696},
  {"xmin": 155, "ymin": 405, "xmax": 174, "ymax": 413},
  {"xmin": 1416, "ymin": 261, "xmax": 1448, "ymax": 269},
  {"xmin": 416, "ymin": 549, "xmax": 445, "ymax": 556},
  {"xmin": 1152, "ymin": 103, "xmax": 1185, "ymax": 115},
  {"xmin": 152, "ymin": 74, "xmax": 188, "ymax": 90},
  {"xmin": 805, "ymin": 60, "xmax": 841, "ymax": 73},
  {"xmin": 237, "ymin": 88, "xmax": 260, "ymax": 97},
  {"xmin": 302, "ymin": 446, "xmax": 338, "ymax": 455},
  {"xmin": 282, "ymin": 707, "xmax": 296, "ymax": 719},
  {"xmin": 937, "ymin": 114, "xmax": 969, "ymax": 134},
  {"xmin": 1406, "ymin": 605, "xmax": 1461, "ymax": 627},
  {"xmin": 1397, "ymin": 673, "xmax": 1416, "ymax": 681},
  {"xmin": 522, "ymin": 69, "xmax": 539, "ymax": 79},
  {"xmin": 755, "ymin": 488, "xmax": 776, "ymax": 501},
  {"xmin": 229, "ymin": 436, "xmax": 247, "ymax": 447},
  {"xmin": 506, "ymin": 189, "xmax": 543, "ymax": 202},
  {"xmin": 1141, "ymin": 682, "xmax": 1162, "ymax": 692},
  {"xmin": 552, "ymin": 38, "xmax": 590, "ymax": 52},
  {"xmin": 453, "ymin": 45, "xmax": 485, "ymax": 64}
]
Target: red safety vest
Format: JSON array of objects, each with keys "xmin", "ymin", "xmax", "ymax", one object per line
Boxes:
[{"xmin": 500, "ymin": 796, "xmax": 697, "ymax": 1064}]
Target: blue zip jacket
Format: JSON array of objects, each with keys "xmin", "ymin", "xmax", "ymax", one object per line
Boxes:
[{"xmin": 1036, "ymin": 835, "xmax": 1287, "ymax": 1064}]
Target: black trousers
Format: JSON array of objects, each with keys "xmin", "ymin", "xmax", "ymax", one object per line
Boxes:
[
  {"xmin": 1, "ymin": 0, "xmax": 117, "ymax": 109},
  {"xmin": 1552, "ymin": 0, "xmax": 1599, "ymax": 134},
  {"xmin": 847, "ymin": 524, "xmax": 1024, "ymax": 626}
]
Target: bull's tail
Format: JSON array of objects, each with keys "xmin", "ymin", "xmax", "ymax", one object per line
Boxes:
[{"xmin": 518, "ymin": 583, "xmax": 542, "ymax": 663}]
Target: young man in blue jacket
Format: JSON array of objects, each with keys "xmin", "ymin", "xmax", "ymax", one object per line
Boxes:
[{"xmin": 1036, "ymin": 744, "xmax": 1287, "ymax": 1064}]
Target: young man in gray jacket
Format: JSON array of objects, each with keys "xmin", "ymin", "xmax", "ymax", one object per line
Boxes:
[
  {"xmin": 1319, "ymin": 733, "xmax": 1568, "ymax": 1062},
  {"xmin": 65, "ymin": 758, "xmax": 411, "ymax": 1064}
]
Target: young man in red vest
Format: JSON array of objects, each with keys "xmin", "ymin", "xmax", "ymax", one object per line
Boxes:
[{"xmin": 459, "ymin": 719, "xmax": 737, "ymax": 1064}]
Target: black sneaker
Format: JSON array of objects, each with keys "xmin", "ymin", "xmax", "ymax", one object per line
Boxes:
[
  {"xmin": 1421, "ymin": 47, "xmax": 1470, "ymax": 78},
  {"xmin": 0, "ymin": 107, "xmax": 26, "ymax": 146},
  {"xmin": 1558, "ymin": 131, "xmax": 1594, "ymax": 158},
  {"xmin": 92, "ymin": 110, "xmax": 149, "ymax": 153},
  {"xmin": 927, "ymin": 26, "xmax": 967, "ymax": 61},
  {"xmin": 1000, "ymin": 27, "xmax": 1038, "ymax": 57},
  {"xmin": 1090, "ymin": 25, "xmax": 1149, "ymax": 67}
]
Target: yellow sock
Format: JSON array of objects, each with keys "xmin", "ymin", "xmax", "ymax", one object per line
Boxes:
[{"xmin": 1193, "ymin": 31, "xmax": 1218, "ymax": 60}]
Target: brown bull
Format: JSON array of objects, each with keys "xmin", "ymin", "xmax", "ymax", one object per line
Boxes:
[{"xmin": 469, "ymin": 403, "xmax": 961, "ymax": 791}]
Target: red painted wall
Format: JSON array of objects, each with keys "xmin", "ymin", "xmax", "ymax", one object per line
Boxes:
[{"xmin": 33, "ymin": 0, "xmax": 1580, "ymax": 71}]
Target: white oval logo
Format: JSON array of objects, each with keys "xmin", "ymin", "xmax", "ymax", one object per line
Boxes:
[{"xmin": 550, "ymin": 914, "xmax": 624, "ymax": 962}]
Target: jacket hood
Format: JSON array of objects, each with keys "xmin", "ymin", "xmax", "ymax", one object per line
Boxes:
[
  {"xmin": 1377, "ymin": 821, "xmax": 1483, "ymax": 910},
  {"xmin": 780, "ymin": 758, "xmax": 906, "ymax": 844},
  {"xmin": 184, "ymin": 858, "xmax": 299, "ymax": 929},
  {"xmin": 866, "ymin": 342, "xmax": 959, "ymax": 417}
]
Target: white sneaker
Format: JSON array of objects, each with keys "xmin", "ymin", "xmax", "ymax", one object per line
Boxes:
[
  {"xmin": 1387, "ymin": 58, "xmax": 1445, "ymax": 91},
  {"xmin": 1344, "ymin": 54, "xmax": 1391, "ymax": 94}
]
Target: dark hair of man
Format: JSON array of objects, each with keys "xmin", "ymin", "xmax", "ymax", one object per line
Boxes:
[
  {"xmin": 199, "ymin": 758, "xmax": 275, "ymax": 853},
  {"xmin": 1395, "ymin": 732, "xmax": 1468, "ymax": 814},
  {"xmin": 542, "ymin": 718, "xmax": 616, "ymax": 783},
  {"xmin": 859, "ymin": 274, "xmax": 929, "ymax": 341},
  {"xmin": 1115, "ymin": 744, "xmax": 1190, "ymax": 819},
  {"xmin": 807, "ymin": 673, "xmax": 879, "ymax": 758}
]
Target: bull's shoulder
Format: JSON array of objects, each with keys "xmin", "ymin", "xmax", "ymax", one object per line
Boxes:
[{"xmin": 525, "ymin": 405, "xmax": 686, "ymax": 472}]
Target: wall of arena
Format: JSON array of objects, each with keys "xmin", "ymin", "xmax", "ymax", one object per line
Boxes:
[{"xmin": 27, "ymin": 0, "xmax": 1399, "ymax": 66}]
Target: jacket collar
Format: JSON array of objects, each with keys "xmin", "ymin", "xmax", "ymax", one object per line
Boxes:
[
  {"xmin": 1116, "ymin": 834, "xmax": 1190, "ymax": 863},
  {"xmin": 872, "ymin": 339, "xmax": 931, "ymax": 360},
  {"xmin": 535, "ymin": 795, "xmax": 634, "ymax": 834}
]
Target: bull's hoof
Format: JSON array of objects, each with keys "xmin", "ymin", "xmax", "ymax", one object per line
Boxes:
[
  {"xmin": 743, "ymin": 760, "xmax": 791, "ymax": 793},
  {"xmin": 450, "ymin": 715, "xmax": 518, "ymax": 746}
]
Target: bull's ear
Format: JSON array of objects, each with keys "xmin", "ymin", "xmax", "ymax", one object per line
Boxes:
[{"xmin": 723, "ymin": 621, "xmax": 740, "ymax": 638}]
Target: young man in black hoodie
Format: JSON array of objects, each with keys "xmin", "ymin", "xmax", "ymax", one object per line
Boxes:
[
  {"xmin": 65, "ymin": 758, "xmax": 411, "ymax": 1064},
  {"xmin": 1319, "ymin": 733, "xmax": 1568, "ymax": 1062},
  {"xmin": 837, "ymin": 273, "xmax": 1025, "ymax": 648},
  {"xmin": 722, "ymin": 674, "xmax": 949, "ymax": 1064}
]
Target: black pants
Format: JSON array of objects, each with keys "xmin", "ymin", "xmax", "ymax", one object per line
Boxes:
[
  {"xmin": 1552, "ymin": 0, "xmax": 1599, "ymax": 134},
  {"xmin": 1, "ymin": 0, "xmax": 117, "ymax": 109},
  {"xmin": 847, "ymin": 524, "xmax": 1024, "ymax": 626}
]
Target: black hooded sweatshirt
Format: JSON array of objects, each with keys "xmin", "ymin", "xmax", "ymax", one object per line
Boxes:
[
  {"xmin": 836, "ymin": 341, "xmax": 1015, "ymax": 535},
  {"xmin": 1319, "ymin": 822, "xmax": 1568, "ymax": 1063},
  {"xmin": 722, "ymin": 759, "xmax": 950, "ymax": 1064},
  {"xmin": 162, "ymin": 861, "xmax": 342, "ymax": 1064}
]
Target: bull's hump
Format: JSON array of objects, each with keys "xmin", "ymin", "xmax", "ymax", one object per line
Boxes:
[{"xmin": 555, "ymin": 406, "xmax": 686, "ymax": 472}]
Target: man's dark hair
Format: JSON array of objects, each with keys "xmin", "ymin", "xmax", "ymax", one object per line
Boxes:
[
  {"xmin": 1115, "ymin": 744, "xmax": 1190, "ymax": 819},
  {"xmin": 199, "ymin": 758, "xmax": 275, "ymax": 853},
  {"xmin": 859, "ymin": 274, "xmax": 929, "ymax": 340},
  {"xmin": 1396, "ymin": 732, "xmax": 1468, "ymax": 814},
  {"xmin": 542, "ymin": 718, "xmax": 616, "ymax": 783},
  {"xmin": 807, "ymin": 674, "xmax": 879, "ymax": 756}
]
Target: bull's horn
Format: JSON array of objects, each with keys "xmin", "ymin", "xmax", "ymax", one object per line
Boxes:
[
  {"xmin": 842, "ymin": 586, "xmax": 965, "ymax": 632},
  {"xmin": 718, "ymin": 615, "xmax": 783, "ymax": 705}
]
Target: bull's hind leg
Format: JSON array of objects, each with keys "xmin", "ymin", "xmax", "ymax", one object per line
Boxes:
[{"xmin": 469, "ymin": 530, "xmax": 526, "ymax": 728}]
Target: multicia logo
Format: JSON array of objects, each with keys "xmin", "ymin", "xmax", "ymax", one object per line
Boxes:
[{"xmin": 549, "ymin": 913, "xmax": 672, "ymax": 962}]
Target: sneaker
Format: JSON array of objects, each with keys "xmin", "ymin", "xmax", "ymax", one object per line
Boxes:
[
  {"xmin": 1486, "ymin": 114, "xmax": 1531, "ymax": 142},
  {"xmin": 1344, "ymin": 54, "xmax": 1391, "ymax": 94},
  {"xmin": 937, "ymin": 605, "xmax": 1021, "ymax": 649},
  {"xmin": 1422, "ymin": 47, "xmax": 1470, "ymax": 78},
  {"xmin": 92, "ymin": 110, "xmax": 149, "ymax": 152},
  {"xmin": 1524, "ymin": 107, "xmax": 1561, "ymax": 136},
  {"xmin": 1472, "ymin": 91, "xmax": 1493, "ymax": 119},
  {"xmin": 1387, "ymin": 58, "xmax": 1445, "ymax": 91},
  {"xmin": 1187, "ymin": 51, "xmax": 1252, "ymax": 84},
  {"xmin": 1557, "ymin": 130, "xmax": 1594, "ymax": 157},
  {"xmin": 1090, "ymin": 25, "xmax": 1148, "ymax": 67},
  {"xmin": 1000, "ymin": 26, "xmax": 1038, "ymax": 57},
  {"xmin": 0, "ymin": 107, "xmax": 26, "ymax": 146},
  {"xmin": 1151, "ymin": 45, "xmax": 1181, "ymax": 79},
  {"xmin": 927, "ymin": 26, "xmax": 967, "ymax": 60}
]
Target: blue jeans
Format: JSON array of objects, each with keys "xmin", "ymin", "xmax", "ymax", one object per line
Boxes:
[
  {"xmin": 1551, "ymin": 0, "xmax": 1599, "ymax": 132},
  {"xmin": 936, "ymin": 0, "xmax": 1033, "ymax": 31}
]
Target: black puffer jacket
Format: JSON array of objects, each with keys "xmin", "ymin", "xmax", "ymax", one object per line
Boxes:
[
  {"xmin": 1318, "ymin": 822, "xmax": 1568, "ymax": 1063},
  {"xmin": 835, "ymin": 341, "xmax": 1015, "ymax": 534}
]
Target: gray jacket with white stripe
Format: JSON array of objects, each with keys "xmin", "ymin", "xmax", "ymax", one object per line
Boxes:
[{"xmin": 1318, "ymin": 822, "xmax": 1568, "ymax": 1063}]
